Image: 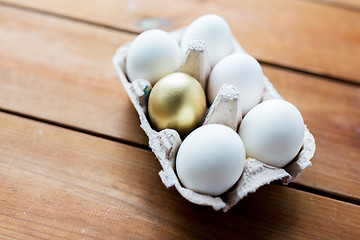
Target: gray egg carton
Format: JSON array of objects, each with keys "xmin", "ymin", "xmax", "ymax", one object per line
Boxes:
[{"xmin": 112, "ymin": 28, "xmax": 315, "ymax": 211}]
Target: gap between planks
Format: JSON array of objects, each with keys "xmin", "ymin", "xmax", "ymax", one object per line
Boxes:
[
  {"xmin": 0, "ymin": 0, "xmax": 359, "ymax": 87},
  {"xmin": 0, "ymin": 107, "xmax": 150, "ymax": 151},
  {"xmin": 1, "ymin": 107, "xmax": 359, "ymax": 208}
]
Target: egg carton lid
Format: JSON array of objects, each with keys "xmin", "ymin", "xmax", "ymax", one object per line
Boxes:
[{"xmin": 112, "ymin": 27, "xmax": 315, "ymax": 212}]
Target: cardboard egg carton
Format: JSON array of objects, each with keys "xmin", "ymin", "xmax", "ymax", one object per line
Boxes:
[{"xmin": 112, "ymin": 28, "xmax": 315, "ymax": 211}]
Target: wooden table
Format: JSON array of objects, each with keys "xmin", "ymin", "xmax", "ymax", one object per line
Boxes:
[{"xmin": 0, "ymin": 0, "xmax": 359, "ymax": 239}]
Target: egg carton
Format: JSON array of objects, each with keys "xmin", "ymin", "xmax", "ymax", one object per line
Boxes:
[{"xmin": 112, "ymin": 28, "xmax": 315, "ymax": 212}]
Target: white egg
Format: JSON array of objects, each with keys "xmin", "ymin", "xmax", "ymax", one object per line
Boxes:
[
  {"xmin": 239, "ymin": 100, "xmax": 305, "ymax": 168},
  {"xmin": 176, "ymin": 124, "xmax": 245, "ymax": 196},
  {"xmin": 126, "ymin": 29, "xmax": 181, "ymax": 85},
  {"xmin": 207, "ymin": 53, "xmax": 264, "ymax": 116},
  {"xmin": 180, "ymin": 14, "xmax": 233, "ymax": 67}
]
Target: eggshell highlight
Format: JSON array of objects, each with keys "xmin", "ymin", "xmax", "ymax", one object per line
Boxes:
[
  {"xmin": 176, "ymin": 124, "xmax": 246, "ymax": 196},
  {"xmin": 181, "ymin": 14, "xmax": 233, "ymax": 67},
  {"xmin": 239, "ymin": 100, "xmax": 305, "ymax": 168},
  {"xmin": 207, "ymin": 53, "xmax": 265, "ymax": 115},
  {"xmin": 126, "ymin": 29, "xmax": 181, "ymax": 85}
]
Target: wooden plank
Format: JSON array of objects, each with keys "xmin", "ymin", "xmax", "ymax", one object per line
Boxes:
[
  {"xmin": 0, "ymin": 5, "xmax": 148, "ymax": 146},
  {"xmin": 309, "ymin": 0, "xmax": 360, "ymax": 10},
  {"xmin": 1, "ymin": 112, "xmax": 359, "ymax": 240},
  {"xmin": 0, "ymin": 5, "xmax": 359, "ymax": 201},
  {"xmin": 1, "ymin": 0, "xmax": 360, "ymax": 83}
]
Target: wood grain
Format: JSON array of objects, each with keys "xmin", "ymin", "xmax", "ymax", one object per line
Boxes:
[
  {"xmin": 309, "ymin": 0, "xmax": 360, "ymax": 10},
  {"xmin": 0, "ymin": 5, "xmax": 359, "ymax": 201},
  {"xmin": 0, "ymin": 112, "xmax": 359, "ymax": 240},
  {"xmin": 1, "ymin": 0, "xmax": 360, "ymax": 83},
  {"xmin": 0, "ymin": 5, "xmax": 148, "ymax": 146}
]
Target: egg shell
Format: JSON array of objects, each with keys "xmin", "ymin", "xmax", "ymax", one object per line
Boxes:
[
  {"xmin": 181, "ymin": 14, "xmax": 233, "ymax": 67},
  {"xmin": 126, "ymin": 29, "xmax": 181, "ymax": 85},
  {"xmin": 148, "ymin": 72, "xmax": 206, "ymax": 136},
  {"xmin": 207, "ymin": 53, "xmax": 265, "ymax": 115},
  {"xmin": 239, "ymin": 100, "xmax": 305, "ymax": 168},
  {"xmin": 176, "ymin": 124, "xmax": 246, "ymax": 196}
]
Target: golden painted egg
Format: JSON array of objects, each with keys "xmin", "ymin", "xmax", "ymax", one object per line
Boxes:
[{"xmin": 148, "ymin": 72, "xmax": 206, "ymax": 136}]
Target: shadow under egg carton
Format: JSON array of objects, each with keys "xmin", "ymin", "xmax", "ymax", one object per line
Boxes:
[{"xmin": 112, "ymin": 28, "xmax": 315, "ymax": 212}]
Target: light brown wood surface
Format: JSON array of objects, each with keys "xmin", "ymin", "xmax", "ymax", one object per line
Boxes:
[
  {"xmin": 1, "ymin": 0, "xmax": 360, "ymax": 83},
  {"xmin": 0, "ymin": 6, "xmax": 147, "ymax": 146},
  {"xmin": 1, "ymin": 5, "xmax": 359, "ymax": 202},
  {"xmin": 310, "ymin": 0, "xmax": 360, "ymax": 10},
  {"xmin": 1, "ymin": 112, "xmax": 359, "ymax": 240},
  {"xmin": 1, "ymin": 0, "xmax": 359, "ymax": 239}
]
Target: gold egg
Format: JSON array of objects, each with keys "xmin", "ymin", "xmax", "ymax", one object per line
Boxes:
[{"xmin": 148, "ymin": 72, "xmax": 206, "ymax": 136}]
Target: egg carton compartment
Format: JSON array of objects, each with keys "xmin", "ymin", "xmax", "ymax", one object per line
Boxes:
[{"xmin": 112, "ymin": 28, "xmax": 315, "ymax": 211}]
